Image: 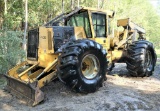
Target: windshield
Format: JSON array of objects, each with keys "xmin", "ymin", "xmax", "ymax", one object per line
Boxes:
[{"xmin": 66, "ymin": 11, "xmax": 92, "ymax": 38}]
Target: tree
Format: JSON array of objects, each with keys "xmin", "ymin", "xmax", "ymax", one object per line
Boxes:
[{"xmin": 23, "ymin": 0, "xmax": 28, "ymax": 50}]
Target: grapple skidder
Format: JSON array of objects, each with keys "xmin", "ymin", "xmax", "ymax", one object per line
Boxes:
[{"xmin": 4, "ymin": 7, "xmax": 157, "ymax": 106}]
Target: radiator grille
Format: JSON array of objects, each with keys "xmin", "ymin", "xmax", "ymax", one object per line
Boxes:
[{"xmin": 27, "ymin": 29, "xmax": 39, "ymax": 60}]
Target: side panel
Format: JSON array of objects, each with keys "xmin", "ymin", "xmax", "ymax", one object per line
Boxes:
[
  {"xmin": 38, "ymin": 27, "xmax": 58, "ymax": 68},
  {"xmin": 94, "ymin": 37, "xmax": 110, "ymax": 50},
  {"xmin": 39, "ymin": 27, "xmax": 54, "ymax": 54}
]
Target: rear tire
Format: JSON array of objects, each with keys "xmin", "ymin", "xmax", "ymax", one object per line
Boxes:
[
  {"xmin": 126, "ymin": 40, "xmax": 157, "ymax": 77},
  {"xmin": 57, "ymin": 39, "xmax": 107, "ymax": 93}
]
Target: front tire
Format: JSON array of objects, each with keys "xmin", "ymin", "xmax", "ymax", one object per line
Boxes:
[
  {"xmin": 57, "ymin": 39, "xmax": 107, "ymax": 93},
  {"xmin": 126, "ymin": 40, "xmax": 157, "ymax": 77}
]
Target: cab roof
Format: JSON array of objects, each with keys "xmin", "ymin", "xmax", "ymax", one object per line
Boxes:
[{"xmin": 76, "ymin": 6, "xmax": 115, "ymax": 18}]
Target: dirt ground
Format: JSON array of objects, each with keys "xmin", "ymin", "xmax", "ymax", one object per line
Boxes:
[{"xmin": 0, "ymin": 59, "xmax": 160, "ymax": 111}]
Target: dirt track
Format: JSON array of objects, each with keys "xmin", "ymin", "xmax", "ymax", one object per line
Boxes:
[{"xmin": 0, "ymin": 59, "xmax": 160, "ymax": 111}]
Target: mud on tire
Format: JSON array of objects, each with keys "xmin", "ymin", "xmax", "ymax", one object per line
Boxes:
[
  {"xmin": 126, "ymin": 40, "xmax": 157, "ymax": 77},
  {"xmin": 57, "ymin": 39, "xmax": 107, "ymax": 93}
]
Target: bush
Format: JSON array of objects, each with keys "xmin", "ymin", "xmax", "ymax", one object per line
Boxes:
[{"xmin": 0, "ymin": 30, "xmax": 25, "ymax": 74}]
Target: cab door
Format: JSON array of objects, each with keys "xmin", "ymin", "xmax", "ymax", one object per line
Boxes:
[{"xmin": 90, "ymin": 12, "xmax": 110, "ymax": 50}]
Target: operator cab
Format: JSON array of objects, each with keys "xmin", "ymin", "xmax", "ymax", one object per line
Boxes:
[
  {"xmin": 65, "ymin": 7, "xmax": 114, "ymax": 49},
  {"xmin": 65, "ymin": 8, "xmax": 112, "ymax": 39}
]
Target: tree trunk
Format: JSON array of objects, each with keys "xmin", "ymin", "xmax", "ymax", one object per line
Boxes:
[
  {"xmin": 71, "ymin": 0, "xmax": 74, "ymax": 10},
  {"xmin": 23, "ymin": 0, "xmax": 28, "ymax": 51},
  {"xmin": 4, "ymin": 0, "xmax": 7, "ymax": 15}
]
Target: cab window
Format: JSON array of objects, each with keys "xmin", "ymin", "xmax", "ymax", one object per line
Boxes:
[
  {"xmin": 66, "ymin": 11, "xmax": 92, "ymax": 38},
  {"xmin": 92, "ymin": 13, "xmax": 106, "ymax": 37}
]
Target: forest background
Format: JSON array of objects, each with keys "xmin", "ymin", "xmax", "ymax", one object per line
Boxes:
[{"xmin": 0, "ymin": 0, "xmax": 160, "ymax": 74}]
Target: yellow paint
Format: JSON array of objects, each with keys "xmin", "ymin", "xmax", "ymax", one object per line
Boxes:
[
  {"xmin": 111, "ymin": 50, "xmax": 123, "ymax": 62},
  {"xmin": 74, "ymin": 27, "xmax": 86, "ymax": 39},
  {"xmin": 18, "ymin": 62, "xmax": 39, "ymax": 77},
  {"xmin": 36, "ymin": 27, "xmax": 59, "ymax": 68},
  {"xmin": 83, "ymin": 7, "xmax": 114, "ymax": 18},
  {"xmin": 39, "ymin": 27, "xmax": 54, "ymax": 54},
  {"xmin": 38, "ymin": 51, "xmax": 58, "ymax": 68},
  {"xmin": 37, "ymin": 70, "xmax": 57, "ymax": 88},
  {"xmin": 8, "ymin": 61, "xmax": 28, "ymax": 78}
]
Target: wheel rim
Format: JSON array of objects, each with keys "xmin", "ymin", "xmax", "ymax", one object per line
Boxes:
[
  {"xmin": 81, "ymin": 54, "xmax": 100, "ymax": 79},
  {"xmin": 144, "ymin": 50, "xmax": 153, "ymax": 71}
]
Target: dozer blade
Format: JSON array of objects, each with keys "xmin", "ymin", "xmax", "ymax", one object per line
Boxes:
[
  {"xmin": 4, "ymin": 59, "xmax": 58, "ymax": 106},
  {"xmin": 3, "ymin": 61, "xmax": 45, "ymax": 106},
  {"xmin": 4, "ymin": 75, "xmax": 44, "ymax": 106}
]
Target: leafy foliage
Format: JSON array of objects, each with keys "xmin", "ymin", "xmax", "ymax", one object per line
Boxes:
[
  {"xmin": 101, "ymin": 0, "xmax": 160, "ymax": 48},
  {"xmin": 0, "ymin": 30, "xmax": 25, "ymax": 74}
]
